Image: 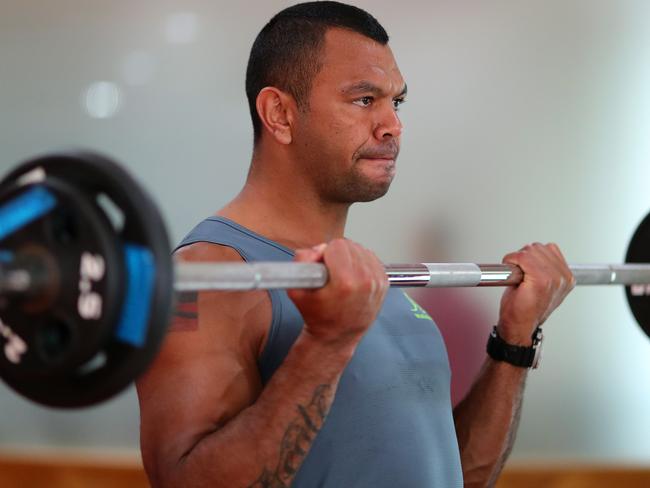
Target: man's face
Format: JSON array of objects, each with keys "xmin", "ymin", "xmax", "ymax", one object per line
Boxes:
[{"xmin": 292, "ymin": 28, "xmax": 406, "ymax": 203}]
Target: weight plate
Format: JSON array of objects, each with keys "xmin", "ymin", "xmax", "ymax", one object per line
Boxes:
[
  {"xmin": 0, "ymin": 177, "xmax": 125, "ymax": 379},
  {"xmin": 625, "ymin": 211, "xmax": 650, "ymax": 339},
  {"xmin": 0, "ymin": 151, "xmax": 173, "ymax": 408}
]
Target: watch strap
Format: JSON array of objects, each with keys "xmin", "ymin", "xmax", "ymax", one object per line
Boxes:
[{"xmin": 486, "ymin": 326, "xmax": 543, "ymax": 369}]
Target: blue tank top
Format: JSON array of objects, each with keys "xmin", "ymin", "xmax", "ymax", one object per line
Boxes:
[{"xmin": 177, "ymin": 216, "xmax": 463, "ymax": 487}]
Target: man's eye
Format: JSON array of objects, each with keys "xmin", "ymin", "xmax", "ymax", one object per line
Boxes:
[
  {"xmin": 353, "ymin": 96, "xmax": 373, "ymax": 107},
  {"xmin": 393, "ymin": 97, "xmax": 406, "ymax": 110}
]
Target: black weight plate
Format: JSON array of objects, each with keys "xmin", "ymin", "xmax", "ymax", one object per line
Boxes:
[
  {"xmin": 0, "ymin": 176, "xmax": 125, "ymax": 378},
  {"xmin": 0, "ymin": 151, "xmax": 173, "ymax": 408},
  {"xmin": 625, "ymin": 211, "xmax": 650, "ymax": 339}
]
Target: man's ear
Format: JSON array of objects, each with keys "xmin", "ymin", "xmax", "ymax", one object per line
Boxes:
[{"xmin": 255, "ymin": 87, "xmax": 296, "ymax": 145}]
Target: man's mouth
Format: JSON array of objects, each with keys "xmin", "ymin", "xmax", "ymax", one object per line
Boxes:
[{"xmin": 361, "ymin": 155, "xmax": 395, "ymax": 160}]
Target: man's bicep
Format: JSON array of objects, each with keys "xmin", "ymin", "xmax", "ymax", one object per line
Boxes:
[{"xmin": 137, "ymin": 288, "xmax": 268, "ymax": 473}]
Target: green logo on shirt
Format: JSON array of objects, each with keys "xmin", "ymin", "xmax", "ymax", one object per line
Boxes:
[{"xmin": 403, "ymin": 292, "xmax": 433, "ymax": 321}]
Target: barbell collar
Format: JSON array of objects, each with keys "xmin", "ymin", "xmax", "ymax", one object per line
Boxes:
[
  {"xmin": 0, "ymin": 257, "xmax": 50, "ymax": 295},
  {"xmin": 0, "ymin": 262, "xmax": 32, "ymax": 294}
]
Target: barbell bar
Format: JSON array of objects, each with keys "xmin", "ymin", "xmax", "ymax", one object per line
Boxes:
[
  {"xmin": 173, "ymin": 261, "xmax": 650, "ymax": 291},
  {"xmin": 7, "ymin": 258, "xmax": 650, "ymax": 295},
  {"xmin": 1, "ymin": 150, "xmax": 650, "ymax": 408},
  {"xmin": 8, "ymin": 256, "xmax": 650, "ymax": 296}
]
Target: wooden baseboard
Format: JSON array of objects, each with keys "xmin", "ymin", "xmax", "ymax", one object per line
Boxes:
[
  {"xmin": 0, "ymin": 452, "xmax": 649, "ymax": 487},
  {"xmin": 497, "ymin": 465, "xmax": 650, "ymax": 488},
  {"xmin": 0, "ymin": 450, "xmax": 148, "ymax": 488}
]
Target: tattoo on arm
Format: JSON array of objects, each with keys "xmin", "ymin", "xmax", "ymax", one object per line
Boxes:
[
  {"xmin": 248, "ymin": 384, "xmax": 332, "ymax": 488},
  {"xmin": 169, "ymin": 292, "xmax": 199, "ymax": 332}
]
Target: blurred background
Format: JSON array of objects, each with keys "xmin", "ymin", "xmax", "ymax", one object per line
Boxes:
[{"xmin": 1, "ymin": 0, "xmax": 650, "ymax": 485}]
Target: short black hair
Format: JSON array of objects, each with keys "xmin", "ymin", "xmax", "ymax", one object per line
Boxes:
[{"xmin": 245, "ymin": 1, "xmax": 389, "ymax": 144}]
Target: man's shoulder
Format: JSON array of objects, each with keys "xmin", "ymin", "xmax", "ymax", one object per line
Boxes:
[
  {"xmin": 171, "ymin": 240, "xmax": 272, "ymax": 355},
  {"xmin": 174, "ymin": 241, "xmax": 244, "ymax": 264}
]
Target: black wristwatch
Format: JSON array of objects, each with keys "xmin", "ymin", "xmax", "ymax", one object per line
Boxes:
[{"xmin": 486, "ymin": 326, "xmax": 543, "ymax": 369}]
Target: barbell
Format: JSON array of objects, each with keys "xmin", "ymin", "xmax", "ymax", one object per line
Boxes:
[{"xmin": 0, "ymin": 151, "xmax": 649, "ymax": 408}]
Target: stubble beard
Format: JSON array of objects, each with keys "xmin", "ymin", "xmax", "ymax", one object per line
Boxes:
[
  {"xmin": 333, "ymin": 158, "xmax": 395, "ymax": 203},
  {"xmin": 330, "ymin": 140, "xmax": 400, "ymax": 203},
  {"xmin": 301, "ymin": 132, "xmax": 399, "ymax": 204},
  {"xmin": 308, "ymin": 157, "xmax": 396, "ymax": 205}
]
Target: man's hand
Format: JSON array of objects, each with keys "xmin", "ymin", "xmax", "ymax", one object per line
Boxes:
[
  {"xmin": 497, "ymin": 242, "xmax": 575, "ymax": 345},
  {"xmin": 288, "ymin": 239, "xmax": 389, "ymax": 348}
]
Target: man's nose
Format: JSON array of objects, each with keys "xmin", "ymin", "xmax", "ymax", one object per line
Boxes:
[{"xmin": 374, "ymin": 103, "xmax": 403, "ymax": 140}]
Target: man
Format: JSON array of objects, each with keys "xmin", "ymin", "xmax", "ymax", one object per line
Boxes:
[{"xmin": 137, "ymin": 2, "xmax": 575, "ymax": 487}]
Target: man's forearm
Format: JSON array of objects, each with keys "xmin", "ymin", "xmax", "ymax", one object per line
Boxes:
[
  {"xmin": 160, "ymin": 333, "xmax": 355, "ymax": 488},
  {"xmin": 453, "ymin": 358, "xmax": 528, "ymax": 488}
]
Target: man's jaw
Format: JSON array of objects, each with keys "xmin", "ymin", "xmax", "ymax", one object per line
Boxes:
[{"xmin": 356, "ymin": 156, "xmax": 396, "ymax": 180}]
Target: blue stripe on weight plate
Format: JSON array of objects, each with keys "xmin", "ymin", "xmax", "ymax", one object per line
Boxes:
[
  {"xmin": 0, "ymin": 186, "xmax": 57, "ymax": 242},
  {"xmin": 116, "ymin": 244, "xmax": 156, "ymax": 347}
]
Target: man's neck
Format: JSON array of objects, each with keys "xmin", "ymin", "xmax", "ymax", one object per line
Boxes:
[{"xmin": 218, "ymin": 157, "xmax": 350, "ymax": 251}]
